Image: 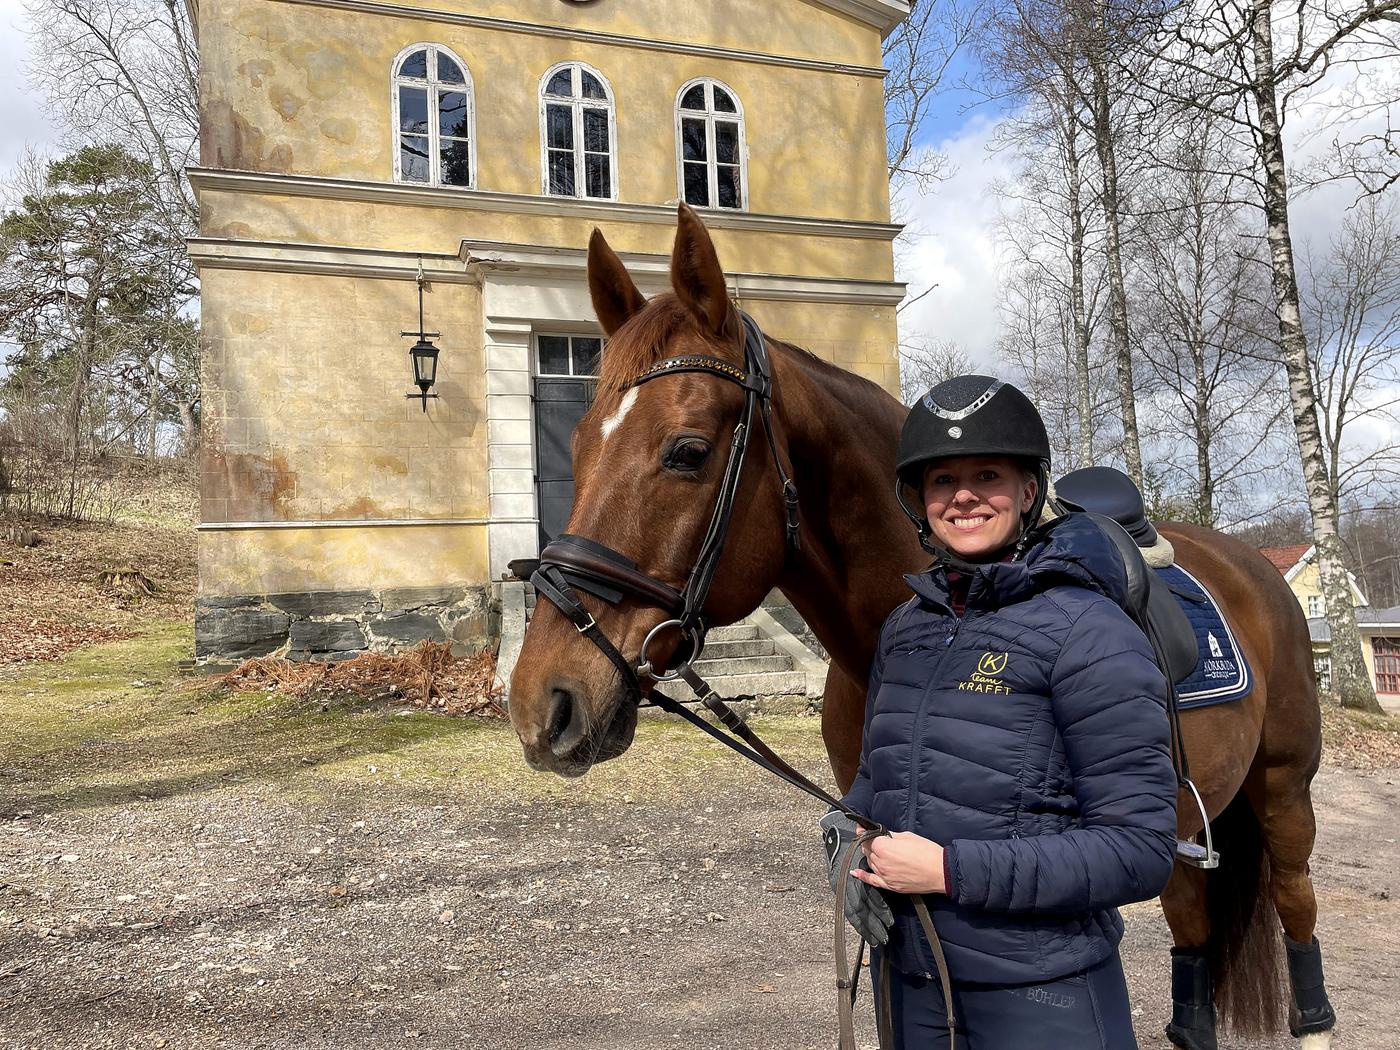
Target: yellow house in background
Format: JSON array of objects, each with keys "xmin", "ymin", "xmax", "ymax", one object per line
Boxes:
[
  {"xmin": 187, "ymin": 0, "xmax": 910, "ymax": 662},
  {"xmin": 1261, "ymin": 544, "xmax": 1400, "ymax": 705}
]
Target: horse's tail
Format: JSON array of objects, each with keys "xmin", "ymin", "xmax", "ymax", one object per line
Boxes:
[{"xmin": 1206, "ymin": 791, "xmax": 1285, "ymax": 1037}]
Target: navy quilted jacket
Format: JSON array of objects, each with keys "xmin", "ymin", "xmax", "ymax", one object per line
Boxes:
[{"xmin": 841, "ymin": 513, "xmax": 1177, "ymax": 984}]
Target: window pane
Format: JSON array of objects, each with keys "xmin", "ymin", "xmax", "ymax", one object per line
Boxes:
[
  {"xmin": 681, "ymin": 117, "xmax": 707, "ymax": 162},
  {"xmin": 715, "ymin": 120, "xmax": 739, "ymax": 164},
  {"xmin": 680, "ymin": 84, "xmax": 706, "ymax": 110},
  {"xmin": 581, "ymin": 70, "xmax": 606, "ymax": 100},
  {"xmin": 572, "ymin": 337, "xmax": 601, "ymax": 377},
  {"xmin": 583, "ymin": 108, "xmax": 609, "ymax": 153},
  {"xmin": 546, "ymin": 103, "xmax": 573, "ymax": 150},
  {"xmin": 548, "ymin": 150, "xmax": 576, "ymax": 195},
  {"xmin": 400, "ymin": 135, "xmax": 430, "ymax": 182},
  {"xmin": 584, "ymin": 153, "xmax": 610, "ymax": 198},
  {"xmin": 538, "ymin": 336, "xmax": 570, "ymax": 375},
  {"xmin": 439, "ymin": 90, "xmax": 470, "ymax": 138},
  {"xmin": 441, "ymin": 138, "xmax": 471, "ymax": 186},
  {"xmin": 684, "ymin": 162, "xmax": 709, "ymax": 206},
  {"xmin": 399, "ymin": 86, "xmax": 429, "ymax": 134},
  {"xmin": 546, "ymin": 67, "xmax": 573, "ymax": 96},
  {"xmin": 437, "ymin": 53, "xmax": 465, "ymax": 84},
  {"xmin": 717, "ymin": 165, "xmax": 740, "ymax": 208},
  {"xmin": 399, "ymin": 49, "xmax": 428, "ymax": 79},
  {"xmin": 713, "ymin": 86, "xmax": 737, "ymax": 113}
]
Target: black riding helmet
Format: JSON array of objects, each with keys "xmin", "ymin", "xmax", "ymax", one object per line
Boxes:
[{"xmin": 896, "ymin": 375, "xmax": 1052, "ymax": 565}]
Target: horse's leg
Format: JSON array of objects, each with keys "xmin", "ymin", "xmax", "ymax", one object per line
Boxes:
[
  {"xmin": 820, "ymin": 662, "xmax": 865, "ymax": 795},
  {"xmin": 1161, "ymin": 863, "xmax": 1218, "ymax": 1050},
  {"xmin": 1243, "ymin": 763, "xmax": 1337, "ymax": 1048}
]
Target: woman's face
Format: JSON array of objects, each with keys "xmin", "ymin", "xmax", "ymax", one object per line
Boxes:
[{"xmin": 922, "ymin": 455, "xmax": 1037, "ymax": 561}]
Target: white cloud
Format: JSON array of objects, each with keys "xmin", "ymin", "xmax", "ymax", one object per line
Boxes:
[{"xmin": 893, "ymin": 114, "xmax": 1019, "ymax": 372}]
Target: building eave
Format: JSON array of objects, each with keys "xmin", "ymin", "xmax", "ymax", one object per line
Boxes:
[{"xmin": 810, "ymin": 0, "xmax": 911, "ymax": 37}]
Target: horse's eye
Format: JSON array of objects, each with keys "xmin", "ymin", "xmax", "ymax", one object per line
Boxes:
[{"xmin": 664, "ymin": 438, "xmax": 712, "ymax": 473}]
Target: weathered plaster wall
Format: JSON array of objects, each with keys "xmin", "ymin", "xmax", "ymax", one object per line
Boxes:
[
  {"xmin": 198, "ymin": 0, "xmax": 891, "ymax": 222},
  {"xmin": 197, "ymin": 189, "xmax": 896, "ymax": 282},
  {"xmin": 744, "ymin": 299, "xmax": 900, "ymax": 393},
  {"xmin": 199, "ymin": 521, "xmax": 488, "ymax": 597},
  {"xmin": 199, "ymin": 267, "xmax": 487, "ymax": 526}
]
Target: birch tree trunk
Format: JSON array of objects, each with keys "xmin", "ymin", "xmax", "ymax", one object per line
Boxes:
[
  {"xmin": 1250, "ymin": 4, "xmax": 1381, "ymax": 713},
  {"xmin": 1064, "ymin": 97, "xmax": 1095, "ymax": 468},
  {"xmin": 1088, "ymin": 33, "xmax": 1143, "ymax": 486}
]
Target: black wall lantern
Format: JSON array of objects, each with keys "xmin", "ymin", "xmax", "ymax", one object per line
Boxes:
[{"xmin": 403, "ymin": 258, "xmax": 441, "ymax": 412}]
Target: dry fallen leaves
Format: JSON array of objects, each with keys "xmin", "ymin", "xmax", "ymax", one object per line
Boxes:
[
  {"xmin": 1320, "ymin": 702, "xmax": 1400, "ymax": 770},
  {"xmin": 219, "ymin": 641, "xmax": 505, "ymax": 717}
]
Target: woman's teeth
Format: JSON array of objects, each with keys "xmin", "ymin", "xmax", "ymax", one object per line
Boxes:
[{"xmin": 952, "ymin": 517, "xmax": 987, "ymax": 530}]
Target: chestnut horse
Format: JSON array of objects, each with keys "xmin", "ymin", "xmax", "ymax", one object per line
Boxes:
[{"xmin": 508, "ymin": 205, "xmax": 1331, "ymax": 1048}]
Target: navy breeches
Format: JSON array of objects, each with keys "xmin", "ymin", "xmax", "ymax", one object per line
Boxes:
[{"xmin": 873, "ymin": 948, "xmax": 1139, "ymax": 1049}]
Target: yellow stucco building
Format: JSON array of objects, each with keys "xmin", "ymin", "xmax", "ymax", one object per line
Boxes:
[
  {"xmin": 1262, "ymin": 544, "xmax": 1400, "ymax": 705},
  {"xmin": 188, "ymin": 0, "xmax": 909, "ymax": 661}
]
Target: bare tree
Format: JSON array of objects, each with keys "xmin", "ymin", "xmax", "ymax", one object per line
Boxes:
[
  {"xmin": 1131, "ymin": 125, "xmax": 1290, "ymax": 526},
  {"xmin": 24, "ymin": 0, "xmax": 199, "ymax": 240},
  {"xmin": 899, "ymin": 336, "xmax": 973, "ymax": 403},
  {"xmin": 1147, "ymin": 0, "xmax": 1400, "ymax": 713},
  {"xmin": 1301, "ymin": 196, "xmax": 1400, "ymax": 510},
  {"xmin": 984, "ymin": 0, "xmax": 1152, "ymax": 485},
  {"xmin": 885, "ymin": 0, "xmax": 990, "ymax": 190}
]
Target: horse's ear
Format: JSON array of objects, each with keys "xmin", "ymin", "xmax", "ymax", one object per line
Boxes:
[
  {"xmin": 588, "ymin": 229, "xmax": 647, "ymax": 336},
  {"xmin": 670, "ymin": 203, "xmax": 735, "ymax": 338}
]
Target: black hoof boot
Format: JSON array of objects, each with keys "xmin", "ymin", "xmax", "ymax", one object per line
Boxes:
[
  {"xmin": 1286, "ymin": 936, "xmax": 1337, "ymax": 1037},
  {"xmin": 1164, "ymin": 947, "xmax": 1217, "ymax": 1050}
]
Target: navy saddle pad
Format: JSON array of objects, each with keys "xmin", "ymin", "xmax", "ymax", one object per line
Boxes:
[{"xmin": 1154, "ymin": 564, "xmax": 1253, "ymax": 709}]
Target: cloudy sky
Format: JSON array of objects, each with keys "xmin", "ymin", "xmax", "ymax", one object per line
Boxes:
[{"xmin": 0, "ymin": 1, "xmax": 49, "ymax": 172}]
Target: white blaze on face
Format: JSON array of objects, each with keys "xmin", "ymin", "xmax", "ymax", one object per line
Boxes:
[{"xmin": 600, "ymin": 387, "xmax": 639, "ymax": 442}]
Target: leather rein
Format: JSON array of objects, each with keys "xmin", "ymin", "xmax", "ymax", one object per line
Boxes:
[{"xmin": 526, "ymin": 311, "xmax": 956, "ymax": 1048}]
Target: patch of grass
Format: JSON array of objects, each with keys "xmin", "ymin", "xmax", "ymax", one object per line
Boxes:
[{"xmin": 0, "ymin": 625, "xmax": 834, "ymax": 816}]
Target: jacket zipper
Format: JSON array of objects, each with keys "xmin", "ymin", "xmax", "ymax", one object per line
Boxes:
[
  {"xmin": 904, "ymin": 614, "xmax": 966, "ymax": 833},
  {"xmin": 903, "ymin": 612, "xmax": 966, "ymax": 979}
]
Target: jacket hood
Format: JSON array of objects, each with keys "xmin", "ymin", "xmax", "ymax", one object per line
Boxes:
[{"xmin": 905, "ymin": 513, "xmax": 1129, "ymax": 612}]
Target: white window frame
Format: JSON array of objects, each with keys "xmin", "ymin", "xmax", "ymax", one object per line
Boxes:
[
  {"xmin": 534, "ymin": 333, "xmax": 603, "ymax": 378},
  {"xmin": 675, "ymin": 77, "xmax": 748, "ymax": 212},
  {"xmin": 1307, "ymin": 593, "xmax": 1324, "ymax": 617},
  {"xmin": 391, "ymin": 42, "xmax": 476, "ymax": 188},
  {"xmin": 539, "ymin": 61, "xmax": 618, "ymax": 201}
]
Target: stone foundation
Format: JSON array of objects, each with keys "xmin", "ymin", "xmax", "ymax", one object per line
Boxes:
[{"xmin": 195, "ymin": 584, "xmax": 498, "ymax": 666}]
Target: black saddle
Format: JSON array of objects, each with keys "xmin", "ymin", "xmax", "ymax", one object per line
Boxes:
[
  {"xmin": 1056, "ymin": 466, "xmax": 1158, "ymax": 547},
  {"xmin": 1053, "ymin": 468, "xmax": 1197, "ymax": 686}
]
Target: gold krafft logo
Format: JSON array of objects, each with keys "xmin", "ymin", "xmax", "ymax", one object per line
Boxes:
[
  {"xmin": 959, "ymin": 651, "xmax": 1011, "ymax": 694},
  {"xmin": 977, "ymin": 651, "xmax": 1009, "ymax": 676}
]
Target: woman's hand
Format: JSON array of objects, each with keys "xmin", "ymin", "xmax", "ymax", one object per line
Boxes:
[{"xmin": 851, "ymin": 830, "xmax": 947, "ymax": 895}]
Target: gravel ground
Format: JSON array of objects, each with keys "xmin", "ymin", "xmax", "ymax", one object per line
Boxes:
[{"xmin": 2, "ymin": 634, "xmax": 1398, "ymax": 1050}]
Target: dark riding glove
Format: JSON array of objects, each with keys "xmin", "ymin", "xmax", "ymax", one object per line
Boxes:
[{"xmin": 820, "ymin": 809, "xmax": 893, "ymax": 946}]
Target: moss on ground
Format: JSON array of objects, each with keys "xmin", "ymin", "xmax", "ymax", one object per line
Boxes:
[{"xmin": 0, "ymin": 624, "xmax": 834, "ymax": 815}]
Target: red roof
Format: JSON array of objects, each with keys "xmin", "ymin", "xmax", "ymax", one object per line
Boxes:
[{"xmin": 1260, "ymin": 543, "xmax": 1311, "ymax": 574}]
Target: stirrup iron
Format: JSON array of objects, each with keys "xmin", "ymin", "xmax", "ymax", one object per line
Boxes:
[{"xmin": 1175, "ymin": 778, "xmax": 1218, "ymax": 869}]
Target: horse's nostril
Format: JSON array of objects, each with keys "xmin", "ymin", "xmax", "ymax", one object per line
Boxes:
[{"xmin": 547, "ymin": 686, "xmax": 578, "ymax": 754}]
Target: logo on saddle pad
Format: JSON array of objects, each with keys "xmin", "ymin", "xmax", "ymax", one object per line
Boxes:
[{"xmin": 958, "ymin": 651, "xmax": 1011, "ymax": 694}]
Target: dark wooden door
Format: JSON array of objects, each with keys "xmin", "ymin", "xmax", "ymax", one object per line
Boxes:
[{"xmin": 534, "ymin": 376, "xmax": 594, "ymax": 549}]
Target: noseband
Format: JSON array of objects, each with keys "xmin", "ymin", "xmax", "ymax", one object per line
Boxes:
[{"xmin": 530, "ymin": 311, "xmax": 800, "ymax": 704}]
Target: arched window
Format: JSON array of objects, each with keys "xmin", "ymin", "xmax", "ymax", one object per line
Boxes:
[
  {"xmin": 540, "ymin": 62, "xmax": 616, "ymax": 200},
  {"xmin": 676, "ymin": 79, "xmax": 746, "ymax": 210},
  {"xmin": 393, "ymin": 44, "xmax": 474, "ymax": 187}
]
